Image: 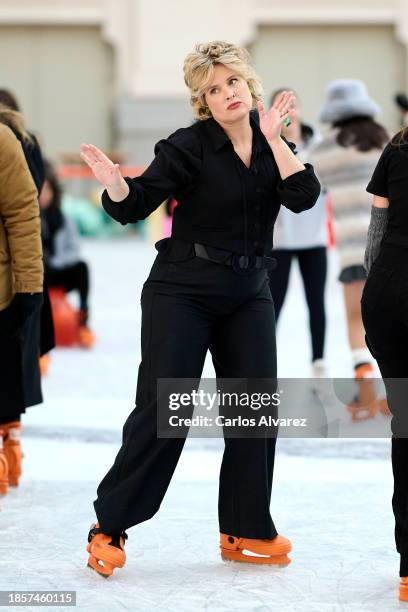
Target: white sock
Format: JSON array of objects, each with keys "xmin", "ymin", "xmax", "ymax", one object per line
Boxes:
[{"xmin": 351, "ymin": 348, "xmax": 373, "ymax": 369}]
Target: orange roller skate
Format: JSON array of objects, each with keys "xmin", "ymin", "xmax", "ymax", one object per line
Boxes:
[
  {"xmin": 220, "ymin": 533, "xmax": 292, "ymax": 565},
  {"xmin": 2, "ymin": 421, "xmax": 22, "ymax": 487},
  {"xmin": 86, "ymin": 522, "xmax": 128, "ymax": 578},
  {"xmin": 400, "ymin": 577, "xmax": 408, "ymax": 601},
  {"xmin": 0, "ymin": 431, "xmax": 9, "ymax": 495},
  {"xmin": 347, "ymin": 364, "xmax": 379, "ymax": 421}
]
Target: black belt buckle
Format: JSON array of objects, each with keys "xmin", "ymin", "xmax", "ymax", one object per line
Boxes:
[
  {"xmin": 231, "ymin": 253, "xmax": 256, "ymax": 275},
  {"xmin": 238, "ymin": 255, "xmax": 249, "ymax": 269}
]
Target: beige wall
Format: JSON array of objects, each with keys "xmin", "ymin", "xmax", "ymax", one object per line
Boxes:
[
  {"xmin": 0, "ymin": 9, "xmax": 406, "ymax": 160},
  {"xmin": 250, "ymin": 24, "xmax": 406, "ymax": 135},
  {"xmin": 0, "ymin": 25, "xmax": 114, "ymax": 160}
]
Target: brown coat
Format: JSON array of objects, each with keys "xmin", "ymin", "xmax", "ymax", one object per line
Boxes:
[{"xmin": 0, "ymin": 124, "xmax": 43, "ymax": 311}]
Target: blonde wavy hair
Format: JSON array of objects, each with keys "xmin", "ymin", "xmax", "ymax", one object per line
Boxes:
[{"xmin": 183, "ymin": 41, "xmax": 263, "ymax": 120}]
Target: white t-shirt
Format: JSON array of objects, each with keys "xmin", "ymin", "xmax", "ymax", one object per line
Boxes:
[{"xmin": 273, "ymin": 128, "xmax": 328, "ymax": 250}]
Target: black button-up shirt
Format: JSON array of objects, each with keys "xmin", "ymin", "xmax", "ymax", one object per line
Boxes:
[{"xmin": 102, "ymin": 113, "xmax": 321, "ymax": 256}]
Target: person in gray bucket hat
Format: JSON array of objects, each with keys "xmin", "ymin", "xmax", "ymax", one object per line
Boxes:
[
  {"xmin": 309, "ymin": 78, "xmax": 389, "ymax": 421},
  {"xmin": 319, "ymin": 79, "xmax": 381, "ymax": 124}
]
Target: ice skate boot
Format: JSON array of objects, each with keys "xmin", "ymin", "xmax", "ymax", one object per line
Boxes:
[
  {"xmin": 378, "ymin": 397, "xmax": 391, "ymax": 416},
  {"xmin": 86, "ymin": 522, "xmax": 127, "ymax": 578},
  {"xmin": 400, "ymin": 577, "xmax": 408, "ymax": 601},
  {"xmin": 39, "ymin": 354, "xmax": 51, "ymax": 377},
  {"xmin": 77, "ymin": 310, "xmax": 96, "ymax": 349},
  {"xmin": 220, "ymin": 533, "xmax": 292, "ymax": 565},
  {"xmin": 0, "ymin": 431, "xmax": 8, "ymax": 495},
  {"xmin": 2, "ymin": 421, "xmax": 22, "ymax": 487},
  {"xmin": 347, "ymin": 363, "xmax": 379, "ymax": 421}
]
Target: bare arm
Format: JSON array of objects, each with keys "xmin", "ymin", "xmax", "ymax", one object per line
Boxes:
[
  {"xmin": 268, "ymin": 137, "xmax": 305, "ymax": 179},
  {"xmin": 257, "ymin": 92, "xmax": 305, "ymax": 179},
  {"xmin": 372, "ymin": 195, "xmax": 389, "ymax": 209}
]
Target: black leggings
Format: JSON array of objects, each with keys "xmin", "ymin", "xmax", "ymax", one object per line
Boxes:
[
  {"xmin": 361, "ymin": 244, "xmax": 408, "ymax": 577},
  {"xmin": 46, "ymin": 261, "xmax": 89, "ymax": 311},
  {"xmin": 268, "ymin": 247, "xmax": 327, "ymax": 361}
]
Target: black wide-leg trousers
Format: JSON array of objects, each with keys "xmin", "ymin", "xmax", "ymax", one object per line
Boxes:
[
  {"xmin": 94, "ymin": 245, "xmax": 278, "ymax": 539},
  {"xmin": 361, "ymin": 244, "xmax": 408, "ymax": 577}
]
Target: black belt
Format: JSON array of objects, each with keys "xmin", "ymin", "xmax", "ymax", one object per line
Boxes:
[{"xmin": 193, "ymin": 242, "xmax": 277, "ymax": 274}]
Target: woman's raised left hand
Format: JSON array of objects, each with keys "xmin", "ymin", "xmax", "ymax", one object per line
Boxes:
[{"xmin": 257, "ymin": 91, "xmax": 296, "ymax": 143}]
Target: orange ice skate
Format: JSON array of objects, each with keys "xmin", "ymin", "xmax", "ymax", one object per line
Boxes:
[
  {"xmin": 378, "ymin": 397, "xmax": 391, "ymax": 416},
  {"xmin": 86, "ymin": 523, "xmax": 128, "ymax": 578},
  {"xmin": 0, "ymin": 431, "xmax": 8, "ymax": 495},
  {"xmin": 77, "ymin": 310, "xmax": 96, "ymax": 349},
  {"xmin": 2, "ymin": 421, "xmax": 21, "ymax": 487},
  {"xmin": 77, "ymin": 326, "xmax": 96, "ymax": 349},
  {"xmin": 39, "ymin": 354, "xmax": 51, "ymax": 377},
  {"xmin": 347, "ymin": 364, "xmax": 379, "ymax": 421},
  {"xmin": 220, "ymin": 533, "xmax": 292, "ymax": 565},
  {"xmin": 400, "ymin": 577, "xmax": 408, "ymax": 601}
]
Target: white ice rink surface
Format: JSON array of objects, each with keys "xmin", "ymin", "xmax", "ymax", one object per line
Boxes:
[{"xmin": 0, "ymin": 237, "xmax": 401, "ymax": 612}]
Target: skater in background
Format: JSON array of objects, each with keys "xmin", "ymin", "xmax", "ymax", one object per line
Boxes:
[
  {"xmin": 268, "ymin": 88, "xmax": 328, "ymax": 377},
  {"xmin": 394, "ymin": 92, "xmax": 408, "ymax": 128},
  {"xmin": 0, "ymin": 89, "xmax": 45, "ymax": 191},
  {"xmin": 361, "ymin": 124, "xmax": 408, "ymax": 602},
  {"xmin": 0, "ymin": 122, "xmax": 43, "ymax": 494},
  {"xmin": 309, "ymin": 79, "xmax": 389, "ymax": 419},
  {"xmin": 0, "ymin": 89, "xmax": 55, "ymax": 373},
  {"xmin": 80, "ymin": 40, "xmax": 320, "ymax": 577},
  {"xmin": 39, "ymin": 161, "xmax": 95, "ymax": 349}
]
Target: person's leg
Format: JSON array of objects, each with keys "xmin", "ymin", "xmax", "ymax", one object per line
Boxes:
[
  {"xmin": 374, "ymin": 356, "xmax": 408, "ymax": 578},
  {"xmin": 47, "ymin": 262, "xmax": 90, "ymax": 311},
  {"xmin": 297, "ymin": 247, "xmax": 327, "ymax": 363},
  {"xmin": 209, "ymin": 278, "xmax": 278, "ymax": 540},
  {"xmin": 344, "ymin": 279, "xmax": 378, "ymax": 418},
  {"xmin": 0, "ymin": 319, "xmax": 36, "ymax": 490},
  {"xmin": 362, "ymin": 275, "xmax": 408, "ymax": 581},
  {"xmin": 0, "ymin": 414, "xmax": 20, "ymax": 425},
  {"xmin": 267, "ymin": 250, "xmax": 292, "ymax": 322},
  {"xmin": 67, "ymin": 261, "xmax": 89, "ymax": 312},
  {"xmin": 343, "ymin": 279, "xmax": 369, "ymax": 352},
  {"xmin": 48, "ymin": 262, "xmax": 94, "ymax": 346},
  {"xmin": 94, "ymin": 283, "xmax": 213, "ymax": 536}
]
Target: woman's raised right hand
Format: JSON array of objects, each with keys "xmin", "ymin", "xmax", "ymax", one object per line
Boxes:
[{"xmin": 80, "ymin": 143, "xmax": 123, "ymax": 189}]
